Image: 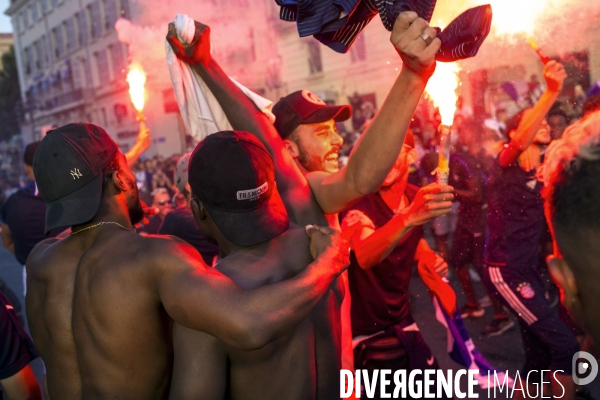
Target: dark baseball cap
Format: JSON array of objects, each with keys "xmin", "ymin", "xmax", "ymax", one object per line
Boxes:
[
  {"xmin": 33, "ymin": 123, "xmax": 119, "ymax": 234},
  {"xmin": 272, "ymin": 90, "xmax": 352, "ymax": 139},
  {"xmin": 24, "ymin": 141, "xmax": 41, "ymax": 166},
  {"xmin": 188, "ymin": 131, "xmax": 289, "ymax": 246}
]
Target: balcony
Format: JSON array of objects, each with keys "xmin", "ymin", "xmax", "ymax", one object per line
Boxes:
[{"xmin": 36, "ymin": 89, "xmax": 85, "ymax": 111}]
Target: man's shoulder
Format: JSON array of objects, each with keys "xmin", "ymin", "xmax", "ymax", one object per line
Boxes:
[
  {"xmin": 140, "ymin": 233, "xmax": 198, "ymax": 257},
  {"xmin": 217, "ymin": 226, "xmax": 310, "ymax": 285},
  {"xmin": 27, "ymin": 236, "xmax": 69, "ymax": 275}
]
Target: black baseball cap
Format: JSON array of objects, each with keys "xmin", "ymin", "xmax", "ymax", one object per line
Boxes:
[
  {"xmin": 188, "ymin": 131, "xmax": 289, "ymax": 246},
  {"xmin": 272, "ymin": 90, "xmax": 352, "ymax": 139},
  {"xmin": 33, "ymin": 123, "xmax": 119, "ymax": 234}
]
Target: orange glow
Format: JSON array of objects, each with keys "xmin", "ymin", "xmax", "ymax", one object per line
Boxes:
[
  {"xmin": 479, "ymin": 0, "xmax": 544, "ymax": 36},
  {"xmin": 441, "ymin": 0, "xmax": 549, "ymax": 37},
  {"xmin": 425, "ymin": 62, "xmax": 460, "ymax": 126},
  {"xmin": 126, "ymin": 65, "xmax": 146, "ymax": 112},
  {"xmin": 432, "ymin": 0, "xmax": 559, "ymax": 38}
]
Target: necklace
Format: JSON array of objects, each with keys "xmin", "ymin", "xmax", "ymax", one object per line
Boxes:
[{"xmin": 71, "ymin": 221, "xmax": 132, "ymax": 235}]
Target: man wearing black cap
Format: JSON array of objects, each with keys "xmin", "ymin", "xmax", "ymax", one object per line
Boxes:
[
  {"xmin": 1, "ymin": 142, "xmax": 63, "ymax": 297},
  {"xmin": 171, "ymin": 130, "xmax": 354, "ymax": 399},
  {"xmin": 25, "ymin": 122, "xmax": 349, "ymax": 399}
]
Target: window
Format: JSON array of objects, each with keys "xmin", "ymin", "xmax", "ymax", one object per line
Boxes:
[
  {"xmin": 350, "ymin": 33, "xmax": 367, "ymax": 63},
  {"xmin": 30, "ymin": 3, "xmax": 38, "ymax": 22},
  {"xmin": 89, "ymin": 2, "xmax": 102, "ymax": 38},
  {"xmin": 71, "ymin": 58, "xmax": 83, "ymax": 89},
  {"xmin": 44, "ymin": 35, "xmax": 52, "ymax": 63},
  {"xmin": 21, "ymin": 10, "xmax": 28, "ymax": 29},
  {"xmin": 103, "ymin": 0, "xmax": 117, "ymax": 30},
  {"xmin": 50, "ymin": 0, "xmax": 58, "ymax": 7},
  {"xmin": 65, "ymin": 18, "xmax": 76, "ymax": 51},
  {"xmin": 119, "ymin": 0, "xmax": 131, "ymax": 19},
  {"xmin": 52, "ymin": 26, "xmax": 64, "ymax": 58},
  {"xmin": 24, "ymin": 46, "xmax": 32, "ymax": 75},
  {"xmin": 95, "ymin": 49, "xmax": 109, "ymax": 83},
  {"xmin": 38, "ymin": 35, "xmax": 47, "ymax": 66},
  {"xmin": 307, "ymin": 40, "xmax": 322, "ymax": 75},
  {"xmin": 109, "ymin": 43, "xmax": 125, "ymax": 78},
  {"xmin": 76, "ymin": 12, "xmax": 88, "ymax": 45},
  {"xmin": 34, "ymin": 40, "xmax": 42, "ymax": 69},
  {"xmin": 13, "ymin": 16, "xmax": 20, "ymax": 33},
  {"xmin": 40, "ymin": 0, "xmax": 47, "ymax": 15}
]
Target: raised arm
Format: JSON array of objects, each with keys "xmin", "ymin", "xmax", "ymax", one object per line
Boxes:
[
  {"xmin": 125, "ymin": 124, "xmax": 151, "ymax": 167},
  {"xmin": 166, "ymin": 22, "xmax": 317, "ymax": 225},
  {"xmin": 156, "ymin": 225, "xmax": 349, "ymax": 350},
  {"xmin": 167, "ymin": 13, "xmax": 440, "ymax": 215},
  {"xmin": 304, "ymin": 13, "xmax": 440, "ymax": 213},
  {"xmin": 341, "ymin": 184, "xmax": 452, "ymax": 269},
  {"xmin": 499, "ymin": 61, "xmax": 566, "ymax": 167}
]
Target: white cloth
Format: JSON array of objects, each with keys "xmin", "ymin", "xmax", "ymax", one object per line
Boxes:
[{"xmin": 165, "ymin": 14, "xmax": 275, "ymax": 142}]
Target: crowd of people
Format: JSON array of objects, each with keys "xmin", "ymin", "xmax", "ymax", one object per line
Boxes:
[{"xmin": 0, "ymin": 11, "xmax": 600, "ymax": 400}]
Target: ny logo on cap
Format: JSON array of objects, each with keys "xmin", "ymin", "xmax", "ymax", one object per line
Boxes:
[{"xmin": 70, "ymin": 168, "xmax": 83, "ymax": 179}]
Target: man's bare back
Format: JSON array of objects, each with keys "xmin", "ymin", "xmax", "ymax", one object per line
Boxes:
[
  {"xmin": 27, "ymin": 228, "xmax": 180, "ymax": 399},
  {"xmin": 170, "ymin": 226, "xmax": 344, "ymax": 400},
  {"xmin": 27, "ymin": 123, "xmax": 349, "ymax": 400}
]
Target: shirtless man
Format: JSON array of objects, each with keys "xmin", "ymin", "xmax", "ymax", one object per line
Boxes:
[
  {"xmin": 26, "ymin": 123, "xmax": 348, "ymax": 399},
  {"xmin": 171, "ymin": 130, "xmax": 350, "ymax": 399},
  {"xmin": 167, "ymin": 11, "xmax": 451, "ymax": 398}
]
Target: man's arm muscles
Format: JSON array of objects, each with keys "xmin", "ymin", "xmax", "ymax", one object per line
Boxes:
[
  {"xmin": 157, "ymin": 234, "xmax": 347, "ymax": 350},
  {"xmin": 1, "ymin": 223, "xmax": 14, "ymax": 254},
  {"xmin": 307, "ymin": 18, "xmax": 440, "ymax": 214},
  {"xmin": 313, "ymin": 71, "xmax": 427, "ymax": 214}
]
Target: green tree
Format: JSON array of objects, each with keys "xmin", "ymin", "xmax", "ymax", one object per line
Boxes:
[{"xmin": 0, "ymin": 46, "xmax": 22, "ymax": 142}]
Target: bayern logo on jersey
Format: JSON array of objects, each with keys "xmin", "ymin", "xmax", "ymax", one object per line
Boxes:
[{"xmin": 518, "ymin": 282, "xmax": 535, "ymax": 299}]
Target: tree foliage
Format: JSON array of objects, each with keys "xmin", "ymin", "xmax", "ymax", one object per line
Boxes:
[{"xmin": 0, "ymin": 46, "xmax": 22, "ymax": 142}]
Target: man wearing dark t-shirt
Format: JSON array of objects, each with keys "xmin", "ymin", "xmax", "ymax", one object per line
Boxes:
[
  {"xmin": 0, "ymin": 142, "xmax": 62, "ymax": 296},
  {"xmin": 159, "ymin": 153, "xmax": 220, "ymax": 266},
  {"xmin": 0, "ymin": 290, "xmax": 41, "ymax": 399},
  {"xmin": 341, "ymin": 132, "xmax": 454, "ymax": 398},
  {"xmin": 482, "ymin": 61, "xmax": 579, "ymax": 400}
]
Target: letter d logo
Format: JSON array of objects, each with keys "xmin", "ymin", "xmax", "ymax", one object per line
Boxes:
[{"xmin": 572, "ymin": 351, "xmax": 598, "ymax": 385}]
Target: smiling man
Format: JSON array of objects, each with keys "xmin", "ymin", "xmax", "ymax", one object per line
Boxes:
[
  {"xmin": 273, "ymin": 90, "xmax": 350, "ymax": 175},
  {"xmin": 167, "ymin": 12, "xmax": 448, "ymax": 397}
]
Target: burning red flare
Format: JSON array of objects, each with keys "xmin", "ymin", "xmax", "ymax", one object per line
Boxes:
[{"xmin": 127, "ymin": 65, "xmax": 147, "ymax": 114}]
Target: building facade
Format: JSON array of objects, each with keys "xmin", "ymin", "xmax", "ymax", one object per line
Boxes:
[{"xmin": 5, "ymin": 0, "xmax": 186, "ymax": 156}]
